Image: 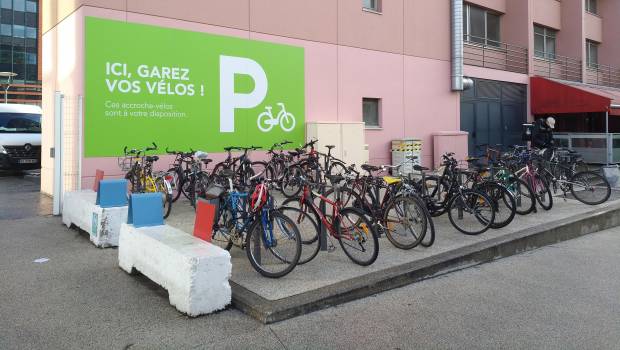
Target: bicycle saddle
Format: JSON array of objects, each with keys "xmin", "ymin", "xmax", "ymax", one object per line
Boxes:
[
  {"xmin": 361, "ymin": 164, "xmax": 380, "ymax": 172},
  {"xmin": 465, "ymin": 157, "xmax": 480, "ymax": 162},
  {"xmin": 146, "ymin": 155, "xmax": 159, "ymax": 162},
  {"xmin": 325, "ymin": 174, "xmax": 345, "ymax": 185},
  {"xmin": 201, "ymin": 159, "xmax": 213, "ymax": 165},
  {"xmin": 288, "ymin": 151, "xmax": 301, "ymax": 157},
  {"xmin": 223, "ymin": 146, "xmax": 238, "ymax": 151},
  {"xmin": 413, "ymin": 165, "xmax": 429, "ymax": 172},
  {"xmin": 325, "ymin": 145, "xmax": 336, "ymax": 150}
]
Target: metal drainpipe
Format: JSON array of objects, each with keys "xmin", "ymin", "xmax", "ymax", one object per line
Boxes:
[{"xmin": 451, "ymin": 0, "xmax": 464, "ymax": 91}]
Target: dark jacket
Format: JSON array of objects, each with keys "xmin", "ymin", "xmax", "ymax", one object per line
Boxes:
[{"xmin": 532, "ymin": 118, "xmax": 554, "ymax": 149}]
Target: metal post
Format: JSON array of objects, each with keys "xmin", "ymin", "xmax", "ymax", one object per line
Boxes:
[
  {"xmin": 77, "ymin": 95, "xmax": 83, "ymax": 190},
  {"xmin": 606, "ymin": 110, "xmax": 612, "ymax": 165},
  {"xmin": 53, "ymin": 91, "xmax": 64, "ymax": 215}
]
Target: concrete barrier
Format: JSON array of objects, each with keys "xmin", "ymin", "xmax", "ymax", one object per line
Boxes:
[
  {"xmin": 118, "ymin": 223, "xmax": 232, "ymax": 316},
  {"xmin": 62, "ymin": 190, "xmax": 128, "ymax": 248}
]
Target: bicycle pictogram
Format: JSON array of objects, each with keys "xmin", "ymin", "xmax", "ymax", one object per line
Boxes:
[{"xmin": 257, "ymin": 103, "xmax": 296, "ymax": 132}]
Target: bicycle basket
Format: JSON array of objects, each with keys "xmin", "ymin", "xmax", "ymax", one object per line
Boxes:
[
  {"xmin": 204, "ymin": 182, "xmax": 225, "ymax": 200},
  {"xmin": 118, "ymin": 157, "xmax": 134, "ymax": 172}
]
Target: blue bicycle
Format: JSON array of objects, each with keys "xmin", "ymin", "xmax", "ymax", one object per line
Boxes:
[{"xmin": 211, "ymin": 170, "xmax": 302, "ymax": 278}]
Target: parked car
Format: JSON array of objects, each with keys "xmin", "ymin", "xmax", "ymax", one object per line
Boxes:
[{"xmin": 0, "ymin": 103, "xmax": 42, "ymax": 171}]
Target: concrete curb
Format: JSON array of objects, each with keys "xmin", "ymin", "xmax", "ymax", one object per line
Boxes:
[{"xmin": 231, "ymin": 201, "xmax": 620, "ymax": 324}]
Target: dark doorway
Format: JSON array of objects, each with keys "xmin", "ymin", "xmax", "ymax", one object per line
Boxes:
[{"xmin": 461, "ymin": 78, "xmax": 527, "ymax": 156}]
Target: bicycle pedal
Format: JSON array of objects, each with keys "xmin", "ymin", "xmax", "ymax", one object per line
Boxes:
[{"xmin": 327, "ymin": 244, "xmax": 337, "ymax": 252}]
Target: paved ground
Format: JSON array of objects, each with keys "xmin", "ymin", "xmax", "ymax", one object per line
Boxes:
[{"xmin": 2, "ymin": 175, "xmax": 620, "ymax": 349}]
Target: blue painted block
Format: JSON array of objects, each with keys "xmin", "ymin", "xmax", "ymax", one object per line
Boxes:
[
  {"xmin": 96, "ymin": 179, "xmax": 128, "ymax": 208},
  {"xmin": 127, "ymin": 193, "xmax": 164, "ymax": 228}
]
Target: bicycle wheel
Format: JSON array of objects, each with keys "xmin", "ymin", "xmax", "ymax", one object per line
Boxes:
[
  {"xmin": 447, "ymin": 190, "xmax": 495, "ymax": 235},
  {"xmin": 166, "ymin": 168, "xmax": 183, "ymax": 203},
  {"xmin": 278, "ymin": 206, "xmax": 320, "ymax": 264},
  {"xmin": 211, "ymin": 198, "xmax": 234, "ymax": 251},
  {"xmin": 251, "ymin": 161, "xmax": 268, "ymax": 179},
  {"xmin": 506, "ymin": 176, "xmax": 535, "ymax": 215},
  {"xmin": 328, "ymin": 161, "xmax": 347, "ymax": 176},
  {"xmin": 476, "ymin": 181, "xmax": 516, "ymax": 229},
  {"xmin": 421, "ymin": 175, "xmax": 450, "ymax": 217},
  {"xmin": 155, "ymin": 177, "xmax": 173, "ymax": 219},
  {"xmin": 383, "ymin": 196, "xmax": 427, "ymax": 249},
  {"xmin": 281, "ymin": 165, "xmax": 304, "ymax": 198},
  {"xmin": 335, "ymin": 208, "xmax": 379, "ymax": 266},
  {"xmin": 245, "ymin": 210, "xmax": 302, "ymax": 278},
  {"xmin": 570, "ymin": 171, "xmax": 611, "ymax": 205},
  {"xmin": 529, "ymin": 174, "xmax": 553, "ymax": 210}
]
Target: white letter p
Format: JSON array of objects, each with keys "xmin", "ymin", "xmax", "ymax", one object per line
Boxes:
[{"xmin": 220, "ymin": 55, "xmax": 268, "ymax": 133}]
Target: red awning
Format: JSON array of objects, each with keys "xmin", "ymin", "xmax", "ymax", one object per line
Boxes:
[{"xmin": 531, "ymin": 76, "xmax": 612, "ymax": 115}]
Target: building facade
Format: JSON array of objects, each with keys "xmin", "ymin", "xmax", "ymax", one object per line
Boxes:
[
  {"xmin": 41, "ymin": 0, "xmax": 620, "ymax": 195},
  {"xmin": 1, "ymin": 0, "xmax": 41, "ymax": 104}
]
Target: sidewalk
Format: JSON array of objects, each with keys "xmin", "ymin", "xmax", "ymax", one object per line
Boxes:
[{"xmin": 166, "ymin": 190, "xmax": 620, "ymax": 322}]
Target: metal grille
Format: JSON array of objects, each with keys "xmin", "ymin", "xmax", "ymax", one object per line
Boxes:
[
  {"xmin": 3, "ymin": 145, "xmax": 41, "ymax": 158},
  {"xmin": 61, "ymin": 95, "xmax": 82, "ymax": 193},
  {"xmin": 463, "ymin": 35, "xmax": 528, "ymax": 74},
  {"xmin": 532, "ymin": 53, "xmax": 582, "ymax": 82}
]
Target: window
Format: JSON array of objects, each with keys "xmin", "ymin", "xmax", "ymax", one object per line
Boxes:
[
  {"xmin": 0, "ymin": 0, "xmax": 11, "ymax": 9},
  {"xmin": 25, "ymin": 26, "xmax": 35, "ymax": 39},
  {"xmin": 25, "ymin": 0, "xmax": 36, "ymax": 13},
  {"xmin": 25, "ymin": 51, "xmax": 35, "ymax": 64},
  {"xmin": 13, "ymin": 0, "xmax": 24, "ymax": 12},
  {"xmin": 534, "ymin": 25, "xmax": 557, "ymax": 59},
  {"xmin": 12, "ymin": 24, "xmax": 24, "ymax": 38},
  {"xmin": 362, "ymin": 0, "xmax": 381, "ymax": 13},
  {"xmin": 0, "ymin": 23, "xmax": 10, "ymax": 36},
  {"xmin": 585, "ymin": 0, "xmax": 598, "ymax": 14},
  {"xmin": 463, "ymin": 3, "xmax": 501, "ymax": 47},
  {"xmin": 363, "ymin": 98, "xmax": 380, "ymax": 128},
  {"xmin": 586, "ymin": 40, "xmax": 599, "ymax": 68}
]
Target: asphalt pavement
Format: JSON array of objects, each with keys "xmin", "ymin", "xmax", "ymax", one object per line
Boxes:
[{"xmin": 1, "ymin": 175, "xmax": 620, "ymax": 349}]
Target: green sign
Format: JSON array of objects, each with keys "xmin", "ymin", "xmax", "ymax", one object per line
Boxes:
[{"xmin": 85, "ymin": 17, "xmax": 305, "ymax": 157}]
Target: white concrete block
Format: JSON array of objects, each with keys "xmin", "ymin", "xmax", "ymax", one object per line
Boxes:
[
  {"xmin": 62, "ymin": 190, "xmax": 128, "ymax": 247},
  {"xmin": 118, "ymin": 223, "xmax": 232, "ymax": 316}
]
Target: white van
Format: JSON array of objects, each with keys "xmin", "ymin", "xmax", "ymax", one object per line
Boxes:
[{"xmin": 0, "ymin": 103, "xmax": 42, "ymax": 170}]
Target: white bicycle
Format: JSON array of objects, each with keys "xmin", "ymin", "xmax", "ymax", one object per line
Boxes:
[{"xmin": 257, "ymin": 103, "xmax": 296, "ymax": 132}]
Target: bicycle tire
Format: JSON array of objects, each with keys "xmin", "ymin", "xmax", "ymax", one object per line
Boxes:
[
  {"xmin": 570, "ymin": 171, "xmax": 611, "ymax": 205},
  {"xmin": 531, "ymin": 174, "xmax": 553, "ymax": 210},
  {"xmin": 328, "ymin": 161, "xmax": 347, "ymax": 176},
  {"xmin": 383, "ymin": 195, "xmax": 427, "ymax": 249},
  {"xmin": 245, "ymin": 210, "xmax": 301, "ymax": 278},
  {"xmin": 167, "ymin": 167, "xmax": 183, "ymax": 203},
  {"xmin": 447, "ymin": 190, "xmax": 495, "ymax": 235},
  {"xmin": 280, "ymin": 165, "xmax": 303, "ymax": 198},
  {"xmin": 155, "ymin": 177, "xmax": 173, "ymax": 219},
  {"xmin": 506, "ymin": 176, "xmax": 536, "ymax": 215},
  {"xmin": 421, "ymin": 175, "xmax": 450, "ymax": 217},
  {"xmin": 211, "ymin": 200, "xmax": 234, "ymax": 251},
  {"xmin": 335, "ymin": 207, "xmax": 379, "ymax": 266},
  {"xmin": 278, "ymin": 206, "xmax": 320, "ymax": 264},
  {"xmin": 476, "ymin": 181, "xmax": 516, "ymax": 229}
]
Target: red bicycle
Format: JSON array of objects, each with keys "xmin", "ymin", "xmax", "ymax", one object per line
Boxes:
[{"xmin": 281, "ymin": 174, "xmax": 379, "ymax": 266}]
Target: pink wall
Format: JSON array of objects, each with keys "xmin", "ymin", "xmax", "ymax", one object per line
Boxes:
[
  {"xmin": 584, "ymin": 12, "xmax": 602, "ymax": 43},
  {"xmin": 532, "ymin": 0, "xmax": 562, "ymax": 30},
  {"xmin": 467, "ymin": 0, "xmax": 506, "ymax": 13},
  {"xmin": 43, "ymin": 5, "xmax": 461, "ymax": 190},
  {"xmin": 404, "ymin": 0, "xmax": 451, "ymax": 61},
  {"xmin": 599, "ymin": 0, "xmax": 620, "ymax": 67},
  {"xmin": 557, "ymin": 0, "xmax": 584, "ymax": 60}
]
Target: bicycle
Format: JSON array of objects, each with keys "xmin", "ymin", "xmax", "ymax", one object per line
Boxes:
[
  {"xmin": 120, "ymin": 142, "xmax": 173, "ymax": 219},
  {"xmin": 257, "ymin": 103, "xmax": 296, "ymax": 132},
  {"xmin": 537, "ymin": 149, "xmax": 611, "ymax": 205},
  {"xmin": 418, "ymin": 153, "xmax": 496, "ymax": 235},
  {"xmin": 282, "ymin": 173, "xmax": 379, "ymax": 265},
  {"xmin": 211, "ymin": 169, "xmax": 302, "ymax": 278}
]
